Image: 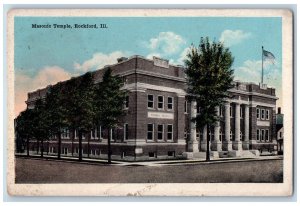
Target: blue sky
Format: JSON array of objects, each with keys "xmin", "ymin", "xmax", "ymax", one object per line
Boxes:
[{"xmin": 14, "ymin": 17, "xmax": 282, "ymax": 116}]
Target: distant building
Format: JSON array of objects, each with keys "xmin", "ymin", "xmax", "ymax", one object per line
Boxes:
[
  {"xmin": 23, "ymin": 55, "xmax": 278, "ymax": 160},
  {"xmin": 276, "ymin": 107, "xmax": 284, "ymax": 155}
]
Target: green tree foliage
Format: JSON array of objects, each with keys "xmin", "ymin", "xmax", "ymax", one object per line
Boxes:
[
  {"xmin": 95, "ymin": 68, "xmax": 127, "ymax": 164},
  {"xmin": 32, "ymin": 99, "xmax": 51, "ymax": 157},
  {"xmin": 45, "ymin": 83, "xmax": 69, "ymax": 159},
  {"xmin": 15, "ymin": 109, "xmax": 35, "ymax": 156},
  {"xmin": 66, "ymin": 72, "xmax": 96, "ymax": 161},
  {"xmin": 184, "ymin": 37, "xmax": 234, "ymax": 161}
]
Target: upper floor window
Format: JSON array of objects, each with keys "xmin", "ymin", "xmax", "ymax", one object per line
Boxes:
[
  {"xmin": 266, "ymin": 110, "xmax": 270, "ymax": 120},
  {"xmin": 256, "ymin": 108, "xmax": 260, "ymax": 119},
  {"xmin": 167, "ymin": 97, "xmax": 173, "ymax": 110},
  {"xmin": 158, "ymin": 95, "xmax": 164, "ymax": 110},
  {"xmin": 124, "ymin": 95, "xmax": 129, "ymax": 109},
  {"xmin": 184, "ymin": 101, "xmax": 188, "ymax": 113},
  {"xmin": 256, "ymin": 129, "xmax": 260, "ymax": 141},
  {"xmin": 261, "ymin": 109, "xmax": 265, "ymax": 120},
  {"xmin": 196, "ymin": 104, "xmax": 201, "ymax": 114},
  {"xmin": 148, "ymin": 95, "xmax": 154, "ymax": 109}
]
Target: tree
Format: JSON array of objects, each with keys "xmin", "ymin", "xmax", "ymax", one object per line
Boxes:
[
  {"xmin": 15, "ymin": 109, "xmax": 35, "ymax": 156},
  {"xmin": 45, "ymin": 83, "xmax": 68, "ymax": 159},
  {"xmin": 66, "ymin": 72, "xmax": 96, "ymax": 161},
  {"xmin": 184, "ymin": 37, "xmax": 234, "ymax": 161},
  {"xmin": 95, "ymin": 68, "xmax": 127, "ymax": 164},
  {"xmin": 32, "ymin": 99, "xmax": 51, "ymax": 157}
]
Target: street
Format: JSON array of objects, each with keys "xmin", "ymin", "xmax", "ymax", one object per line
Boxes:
[{"xmin": 15, "ymin": 157, "xmax": 283, "ymax": 183}]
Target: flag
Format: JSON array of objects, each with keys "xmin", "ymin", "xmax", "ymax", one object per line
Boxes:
[{"xmin": 263, "ymin": 49, "xmax": 276, "ymax": 64}]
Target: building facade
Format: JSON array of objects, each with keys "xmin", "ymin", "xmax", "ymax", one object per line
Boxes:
[{"xmin": 23, "ymin": 55, "xmax": 278, "ymax": 161}]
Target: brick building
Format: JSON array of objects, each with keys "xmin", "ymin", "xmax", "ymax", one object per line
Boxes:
[{"xmin": 24, "ymin": 55, "xmax": 278, "ymax": 161}]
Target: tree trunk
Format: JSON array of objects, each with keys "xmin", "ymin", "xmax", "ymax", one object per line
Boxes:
[
  {"xmin": 87, "ymin": 132, "xmax": 90, "ymax": 158},
  {"xmin": 206, "ymin": 124, "xmax": 210, "ymax": 162},
  {"xmin": 107, "ymin": 128, "xmax": 112, "ymax": 164},
  {"xmin": 37, "ymin": 140, "xmax": 39, "ymax": 154},
  {"xmin": 57, "ymin": 131, "xmax": 61, "ymax": 159},
  {"xmin": 41, "ymin": 139, "xmax": 44, "ymax": 158},
  {"xmin": 26, "ymin": 136, "xmax": 30, "ymax": 157},
  {"xmin": 71, "ymin": 128, "xmax": 74, "ymax": 156},
  {"xmin": 79, "ymin": 130, "xmax": 82, "ymax": 161}
]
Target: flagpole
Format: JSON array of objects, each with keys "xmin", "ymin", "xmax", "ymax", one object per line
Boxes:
[{"xmin": 262, "ymin": 46, "xmax": 264, "ymax": 84}]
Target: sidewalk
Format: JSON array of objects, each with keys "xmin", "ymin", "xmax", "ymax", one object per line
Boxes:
[{"xmin": 15, "ymin": 153, "xmax": 283, "ymax": 167}]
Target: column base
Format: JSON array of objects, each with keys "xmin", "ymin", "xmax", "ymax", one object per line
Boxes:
[
  {"xmin": 232, "ymin": 141, "xmax": 243, "ymax": 151},
  {"xmin": 211, "ymin": 141, "xmax": 222, "ymax": 151},
  {"xmin": 222, "ymin": 141, "xmax": 232, "ymax": 151},
  {"xmin": 242, "ymin": 141, "xmax": 250, "ymax": 150},
  {"xmin": 200, "ymin": 140, "xmax": 207, "ymax": 152},
  {"xmin": 188, "ymin": 141, "xmax": 199, "ymax": 153}
]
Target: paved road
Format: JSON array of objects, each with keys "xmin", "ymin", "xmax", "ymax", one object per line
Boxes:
[{"xmin": 15, "ymin": 157, "xmax": 283, "ymax": 183}]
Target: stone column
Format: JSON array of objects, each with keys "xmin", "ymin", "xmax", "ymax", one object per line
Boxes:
[
  {"xmin": 233, "ymin": 103, "xmax": 242, "ymax": 150},
  {"xmin": 188, "ymin": 100, "xmax": 199, "ymax": 152},
  {"xmin": 243, "ymin": 104, "xmax": 250, "ymax": 150},
  {"xmin": 211, "ymin": 107, "xmax": 222, "ymax": 151},
  {"xmin": 200, "ymin": 125, "xmax": 207, "ymax": 151},
  {"xmin": 223, "ymin": 102, "xmax": 232, "ymax": 151}
]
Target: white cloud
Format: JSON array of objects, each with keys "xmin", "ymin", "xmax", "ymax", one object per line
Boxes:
[
  {"xmin": 74, "ymin": 51, "xmax": 129, "ymax": 73},
  {"xmin": 234, "ymin": 59, "xmax": 282, "ymax": 107},
  {"xmin": 145, "ymin": 32, "xmax": 186, "ymax": 57},
  {"xmin": 170, "ymin": 47, "xmax": 191, "ymax": 65},
  {"xmin": 219, "ymin": 30, "xmax": 251, "ymax": 47},
  {"xmin": 15, "ymin": 66, "xmax": 71, "ymax": 117}
]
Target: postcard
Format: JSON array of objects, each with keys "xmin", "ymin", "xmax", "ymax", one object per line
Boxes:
[{"xmin": 7, "ymin": 9, "xmax": 293, "ymax": 196}]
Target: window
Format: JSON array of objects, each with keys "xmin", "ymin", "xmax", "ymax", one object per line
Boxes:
[
  {"xmin": 168, "ymin": 151, "xmax": 175, "ymax": 157},
  {"xmin": 148, "ymin": 95, "xmax": 154, "ymax": 108},
  {"xmin": 100, "ymin": 126, "xmax": 104, "ymax": 138},
  {"xmin": 230, "ymin": 130, "xmax": 233, "ymax": 141},
  {"xmin": 230, "ymin": 106, "xmax": 233, "ymax": 117},
  {"xmin": 240, "ymin": 132, "xmax": 243, "ymax": 141},
  {"xmin": 149, "ymin": 152, "xmax": 156, "ymax": 158},
  {"xmin": 184, "ymin": 101, "xmax": 188, "ymax": 113},
  {"xmin": 261, "ymin": 109, "xmax": 265, "ymax": 120},
  {"xmin": 219, "ymin": 130, "xmax": 223, "ymax": 141},
  {"xmin": 157, "ymin": 124, "xmax": 164, "ymax": 141},
  {"xmin": 184, "ymin": 129, "xmax": 188, "ymax": 139},
  {"xmin": 124, "ymin": 123, "xmax": 129, "ymax": 140},
  {"xmin": 158, "ymin": 95, "xmax": 164, "ymax": 109},
  {"xmin": 124, "ymin": 95, "xmax": 129, "ymax": 109},
  {"xmin": 167, "ymin": 97, "xmax": 173, "ymax": 110},
  {"xmin": 261, "ymin": 129, "xmax": 265, "ymax": 141},
  {"xmin": 266, "ymin": 110, "xmax": 270, "ymax": 120},
  {"xmin": 75, "ymin": 129, "xmax": 78, "ymax": 139},
  {"xmin": 240, "ymin": 107, "xmax": 244, "ymax": 118},
  {"xmin": 167, "ymin": 124, "xmax": 173, "ymax": 141},
  {"xmin": 257, "ymin": 108, "xmax": 260, "ymax": 119},
  {"xmin": 63, "ymin": 147, "xmax": 68, "ymax": 155},
  {"xmin": 61, "ymin": 128, "xmax": 69, "ymax": 139},
  {"xmin": 265, "ymin": 129, "xmax": 269, "ymax": 141},
  {"xmin": 256, "ymin": 130, "xmax": 260, "ymax": 141},
  {"xmin": 147, "ymin": 124, "xmax": 154, "ymax": 141},
  {"xmin": 279, "ymin": 132, "xmax": 282, "ymax": 138}
]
